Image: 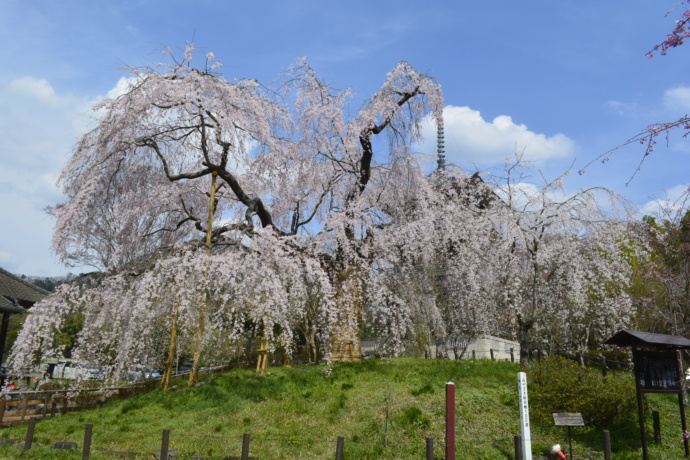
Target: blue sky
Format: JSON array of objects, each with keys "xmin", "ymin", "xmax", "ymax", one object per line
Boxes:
[{"xmin": 1, "ymin": 0, "xmax": 689, "ymax": 276}]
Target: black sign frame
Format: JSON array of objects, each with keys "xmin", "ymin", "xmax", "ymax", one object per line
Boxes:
[
  {"xmin": 633, "ymin": 350, "xmax": 681, "ymax": 392},
  {"xmin": 631, "ymin": 345, "xmax": 688, "ymax": 459}
]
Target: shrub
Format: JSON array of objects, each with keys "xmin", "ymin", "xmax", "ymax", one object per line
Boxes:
[
  {"xmin": 528, "ymin": 356, "xmax": 638, "ymax": 429},
  {"xmin": 398, "ymin": 406, "xmax": 431, "ymax": 428}
]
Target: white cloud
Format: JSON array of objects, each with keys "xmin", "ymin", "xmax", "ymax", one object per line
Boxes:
[
  {"xmin": 0, "ymin": 76, "xmax": 124, "ymax": 276},
  {"xmin": 8, "ymin": 76, "xmax": 63, "ymax": 109},
  {"xmin": 664, "ymin": 86, "xmax": 690, "ymax": 112},
  {"xmin": 605, "ymin": 100, "xmax": 642, "ymax": 117},
  {"xmin": 640, "ymin": 183, "xmax": 690, "ymax": 217},
  {"xmin": 421, "ymin": 105, "xmax": 576, "ymax": 167},
  {"xmin": 608, "ymin": 85, "xmax": 690, "ymax": 120},
  {"xmin": 106, "ymin": 76, "xmax": 138, "ymax": 100}
]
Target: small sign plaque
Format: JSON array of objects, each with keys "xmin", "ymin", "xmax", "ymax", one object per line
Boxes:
[{"xmin": 553, "ymin": 413, "xmax": 584, "ymax": 427}]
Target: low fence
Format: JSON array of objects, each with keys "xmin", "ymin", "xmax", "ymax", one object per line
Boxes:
[
  {"xmin": 0, "ymin": 419, "xmax": 629, "ymax": 459},
  {"xmin": 0, "ymin": 382, "xmax": 157, "ymax": 427},
  {"xmin": 0, "ymin": 365, "xmax": 233, "ymax": 427}
]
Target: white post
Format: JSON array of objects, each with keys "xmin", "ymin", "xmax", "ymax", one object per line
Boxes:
[{"xmin": 518, "ymin": 372, "xmax": 532, "ymax": 460}]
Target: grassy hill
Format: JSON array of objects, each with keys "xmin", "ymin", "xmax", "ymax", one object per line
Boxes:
[{"xmin": 0, "ymin": 358, "xmax": 684, "ymax": 459}]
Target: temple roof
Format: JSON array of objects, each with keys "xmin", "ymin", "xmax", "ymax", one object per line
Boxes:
[
  {"xmin": 605, "ymin": 330, "xmax": 690, "ymax": 349},
  {"xmin": 0, "ymin": 267, "xmax": 49, "ymax": 313}
]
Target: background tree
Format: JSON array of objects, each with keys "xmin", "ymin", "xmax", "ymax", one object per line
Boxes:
[
  {"xmin": 486, "ymin": 158, "xmax": 637, "ymax": 364},
  {"xmin": 629, "ymin": 209, "xmax": 690, "ymax": 336}
]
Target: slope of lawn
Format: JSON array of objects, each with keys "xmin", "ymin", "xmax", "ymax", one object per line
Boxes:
[{"xmin": 0, "ymin": 358, "xmax": 683, "ymax": 459}]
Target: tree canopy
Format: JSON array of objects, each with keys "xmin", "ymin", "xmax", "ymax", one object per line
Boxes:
[{"xmin": 10, "ymin": 46, "xmax": 640, "ymax": 381}]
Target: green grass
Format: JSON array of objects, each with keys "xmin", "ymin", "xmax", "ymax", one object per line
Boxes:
[{"xmin": 0, "ymin": 358, "xmax": 685, "ymax": 459}]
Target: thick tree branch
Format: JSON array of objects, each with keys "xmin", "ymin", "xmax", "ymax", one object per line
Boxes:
[
  {"xmin": 141, "ymin": 138, "xmax": 213, "ymax": 181},
  {"xmin": 216, "ymin": 169, "xmax": 276, "ymax": 231}
]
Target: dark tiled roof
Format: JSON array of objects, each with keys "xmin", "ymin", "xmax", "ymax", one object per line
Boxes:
[
  {"xmin": 0, "ymin": 267, "xmax": 49, "ymax": 306},
  {"xmin": 605, "ymin": 330, "xmax": 690, "ymax": 349},
  {"xmin": 0, "ymin": 296, "xmax": 28, "ymax": 314}
]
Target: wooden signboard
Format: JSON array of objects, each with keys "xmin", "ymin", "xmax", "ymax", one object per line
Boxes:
[
  {"xmin": 553, "ymin": 413, "xmax": 584, "ymax": 427},
  {"xmin": 553, "ymin": 412, "xmax": 584, "ymax": 459},
  {"xmin": 633, "ymin": 350, "xmax": 680, "ymax": 392}
]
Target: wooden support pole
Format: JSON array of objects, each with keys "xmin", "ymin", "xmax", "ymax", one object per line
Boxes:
[
  {"xmin": 23, "ymin": 417, "xmax": 36, "ymax": 452},
  {"xmin": 632, "ymin": 344, "xmax": 649, "ymax": 460},
  {"xmin": 678, "ymin": 389, "xmax": 689, "ymax": 457},
  {"xmin": 241, "ymin": 433, "xmax": 250, "ymax": 460},
  {"xmin": 426, "ymin": 437, "xmax": 433, "ymax": 460},
  {"xmin": 653, "ymin": 410, "xmax": 661, "ymax": 446},
  {"xmin": 446, "ymin": 382, "xmax": 455, "ymax": 460},
  {"xmin": 82, "ymin": 423, "xmax": 92, "ymax": 460},
  {"xmin": 160, "ymin": 429, "xmax": 170, "ymax": 460},
  {"xmin": 20, "ymin": 393, "xmax": 28, "ymax": 422},
  {"xmin": 161, "ymin": 296, "xmax": 180, "ymax": 391},
  {"xmin": 335, "ymin": 436, "xmax": 344, "ymax": 460},
  {"xmin": 0, "ymin": 311, "xmax": 12, "ymax": 367},
  {"xmin": 0, "ymin": 394, "xmax": 5, "ymax": 426},
  {"xmin": 189, "ymin": 171, "xmax": 218, "ymax": 387},
  {"xmin": 603, "ymin": 430, "xmax": 612, "ymax": 460},
  {"xmin": 256, "ymin": 340, "xmax": 269, "ymax": 375},
  {"xmin": 514, "ymin": 435, "xmax": 523, "ymax": 460}
]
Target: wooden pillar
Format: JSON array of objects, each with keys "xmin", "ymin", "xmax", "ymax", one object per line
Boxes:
[
  {"xmin": 514, "ymin": 435, "xmax": 523, "ymax": 460},
  {"xmin": 0, "ymin": 311, "xmax": 12, "ymax": 366},
  {"xmin": 241, "ymin": 433, "xmax": 250, "ymax": 460},
  {"xmin": 446, "ymin": 382, "xmax": 455, "ymax": 460},
  {"xmin": 603, "ymin": 430, "xmax": 612, "ymax": 460},
  {"xmin": 426, "ymin": 437, "xmax": 433, "ymax": 460},
  {"xmin": 335, "ymin": 436, "xmax": 344, "ymax": 460},
  {"xmin": 82, "ymin": 423, "xmax": 93, "ymax": 460},
  {"xmin": 632, "ymin": 344, "xmax": 649, "ymax": 460}
]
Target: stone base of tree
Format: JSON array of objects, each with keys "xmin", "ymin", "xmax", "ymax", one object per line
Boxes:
[{"xmin": 329, "ymin": 338, "xmax": 362, "ymax": 362}]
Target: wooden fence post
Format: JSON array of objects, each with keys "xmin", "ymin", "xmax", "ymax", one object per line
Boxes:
[
  {"xmin": 0, "ymin": 394, "xmax": 5, "ymax": 426},
  {"xmin": 160, "ymin": 429, "xmax": 170, "ymax": 460},
  {"xmin": 335, "ymin": 436, "xmax": 344, "ymax": 460},
  {"xmin": 426, "ymin": 437, "xmax": 433, "ymax": 460},
  {"xmin": 82, "ymin": 423, "xmax": 92, "ymax": 460},
  {"xmin": 20, "ymin": 393, "xmax": 28, "ymax": 422},
  {"xmin": 41, "ymin": 394, "xmax": 48, "ymax": 418},
  {"xmin": 514, "ymin": 435, "xmax": 523, "ymax": 460},
  {"xmin": 23, "ymin": 417, "xmax": 36, "ymax": 452},
  {"xmin": 241, "ymin": 433, "xmax": 250, "ymax": 460},
  {"xmin": 446, "ymin": 382, "xmax": 455, "ymax": 460},
  {"xmin": 653, "ymin": 410, "xmax": 661, "ymax": 445},
  {"xmin": 603, "ymin": 430, "xmax": 612, "ymax": 460}
]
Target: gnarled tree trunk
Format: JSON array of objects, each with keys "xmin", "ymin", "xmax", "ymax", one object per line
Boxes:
[{"xmin": 329, "ymin": 265, "xmax": 364, "ymax": 362}]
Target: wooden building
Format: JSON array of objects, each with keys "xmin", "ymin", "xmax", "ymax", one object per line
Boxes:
[{"xmin": 0, "ymin": 267, "xmax": 50, "ymax": 365}]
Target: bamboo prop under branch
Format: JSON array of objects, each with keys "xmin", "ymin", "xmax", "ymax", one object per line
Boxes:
[
  {"xmin": 256, "ymin": 339, "xmax": 269, "ymax": 375},
  {"xmin": 161, "ymin": 294, "xmax": 180, "ymax": 390},
  {"xmin": 189, "ymin": 171, "xmax": 217, "ymax": 387}
]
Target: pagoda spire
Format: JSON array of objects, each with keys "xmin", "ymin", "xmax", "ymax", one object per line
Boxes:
[{"xmin": 437, "ymin": 114, "xmax": 446, "ymax": 170}]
